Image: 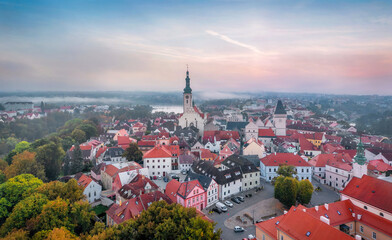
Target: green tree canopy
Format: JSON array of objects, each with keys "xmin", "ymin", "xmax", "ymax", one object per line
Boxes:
[
  {"xmin": 88, "ymin": 201, "xmax": 221, "ymax": 240},
  {"xmin": 274, "ymin": 177, "xmax": 299, "ymax": 208},
  {"xmin": 0, "ymin": 193, "xmax": 48, "ymax": 237},
  {"xmin": 277, "ymin": 164, "xmax": 297, "ymax": 178},
  {"xmin": 35, "ymin": 142, "xmax": 65, "ymax": 181},
  {"xmin": 297, "ymin": 179, "xmax": 314, "ymax": 205},
  {"xmin": 71, "ymin": 129, "xmax": 86, "ymax": 144},
  {"xmin": 0, "ymin": 174, "xmax": 43, "ymax": 223},
  {"xmin": 123, "ymin": 143, "xmax": 143, "ymax": 164},
  {"xmin": 70, "ymin": 145, "xmax": 84, "ymax": 174}
]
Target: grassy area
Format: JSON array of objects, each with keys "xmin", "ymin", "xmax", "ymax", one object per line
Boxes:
[{"xmin": 92, "ymin": 205, "xmax": 109, "ymax": 216}]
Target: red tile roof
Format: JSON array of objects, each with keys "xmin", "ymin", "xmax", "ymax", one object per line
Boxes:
[
  {"xmin": 277, "ymin": 206, "xmax": 354, "ymax": 240},
  {"xmin": 203, "ymin": 130, "xmax": 240, "ymax": 142},
  {"xmin": 368, "ymin": 159, "xmax": 392, "ymax": 172},
  {"xmin": 308, "ymin": 154, "xmax": 335, "ymax": 167},
  {"xmin": 258, "ymin": 128, "xmax": 276, "ymax": 137},
  {"xmin": 117, "ymin": 136, "xmax": 136, "ymax": 146},
  {"xmin": 341, "ymin": 175, "xmax": 392, "ymax": 214},
  {"xmin": 143, "ymin": 144, "xmax": 172, "ymax": 159},
  {"xmin": 303, "ymin": 132, "xmax": 324, "ymax": 141},
  {"xmin": 261, "ymin": 153, "xmax": 311, "ymax": 167},
  {"xmin": 177, "ymin": 180, "xmax": 204, "ymax": 198},
  {"xmin": 305, "ymin": 200, "xmax": 355, "ymax": 226},
  {"xmin": 106, "ymin": 191, "xmax": 172, "ymax": 224},
  {"xmin": 255, "ymin": 214, "xmax": 285, "ymax": 239},
  {"xmin": 77, "ymin": 174, "xmax": 93, "ymax": 189},
  {"xmin": 104, "ymin": 164, "xmax": 120, "ymax": 177},
  {"xmin": 95, "ymin": 146, "xmax": 108, "ymax": 158},
  {"xmin": 165, "ymin": 179, "xmax": 181, "ymax": 203}
]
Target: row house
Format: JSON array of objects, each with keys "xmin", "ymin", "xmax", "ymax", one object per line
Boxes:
[
  {"xmin": 101, "ymin": 147, "xmax": 126, "ymax": 163},
  {"xmin": 165, "ymin": 179, "xmax": 206, "ymax": 211},
  {"xmin": 260, "ymin": 153, "xmax": 312, "ymax": 182},
  {"xmin": 184, "ymin": 171, "xmax": 219, "ymax": 208},
  {"xmin": 258, "ymin": 128, "xmax": 276, "ymax": 150},
  {"xmin": 222, "ymin": 155, "xmax": 260, "ymax": 191},
  {"xmin": 192, "ymin": 160, "xmax": 243, "ymax": 200},
  {"xmin": 112, "ymin": 164, "xmax": 149, "ymax": 192},
  {"xmin": 219, "ymin": 138, "xmax": 240, "ymax": 160},
  {"xmin": 178, "ymin": 151, "xmax": 197, "ymax": 172}
]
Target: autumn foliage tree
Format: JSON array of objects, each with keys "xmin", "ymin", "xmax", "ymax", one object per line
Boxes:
[
  {"xmin": 5, "ymin": 151, "xmax": 45, "ymax": 180},
  {"xmin": 297, "ymin": 179, "xmax": 314, "ymax": 205}
]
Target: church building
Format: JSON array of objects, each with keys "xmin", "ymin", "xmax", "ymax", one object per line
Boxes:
[{"xmin": 178, "ymin": 68, "xmax": 207, "ymax": 135}]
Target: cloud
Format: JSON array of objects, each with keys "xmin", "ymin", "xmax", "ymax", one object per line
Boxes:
[
  {"xmin": 206, "ymin": 30, "xmax": 262, "ymax": 54},
  {"xmin": 371, "ymin": 16, "xmax": 392, "ymax": 25}
]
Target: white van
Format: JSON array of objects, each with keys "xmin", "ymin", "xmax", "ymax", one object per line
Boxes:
[{"xmin": 216, "ymin": 202, "xmax": 228, "ymax": 212}]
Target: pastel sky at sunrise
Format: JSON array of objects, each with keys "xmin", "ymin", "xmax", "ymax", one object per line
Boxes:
[{"xmin": 1, "ymin": 0, "xmax": 392, "ymax": 95}]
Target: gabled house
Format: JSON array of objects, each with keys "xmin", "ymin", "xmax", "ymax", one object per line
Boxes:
[
  {"xmin": 184, "ymin": 171, "xmax": 219, "ymax": 207},
  {"xmin": 106, "ymin": 191, "xmax": 172, "ymax": 226},
  {"xmin": 76, "ymin": 174, "xmax": 102, "ymax": 203},
  {"xmin": 222, "ymin": 155, "xmax": 260, "ymax": 191},
  {"xmin": 116, "ymin": 174, "xmax": 159, "ymax": 204}
]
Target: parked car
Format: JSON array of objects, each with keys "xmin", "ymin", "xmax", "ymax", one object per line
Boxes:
[
  {"xmin": 153, "ymin": 176, "xmax": 157, "ymax": 180},
  {"xmin": 234, "ymin": 226, "xmax": 245, "ymax": 232},
  {"xmin": 212, "ymin": 207, "xmax": 222, "ymax": 214},
  {"xmin": 181, "ymin": 170, "xmax": 187, "ymax": 175},
  {"xmin": 215, "ymin": 202, "xmax": 228, "ymax": 212},
  {"xmin": 224, "ymin": 200, "xmax": 233, "ymax": 207},
  {"xmin": 163, "ymin": 177, "xmax": 169, "ymax": 182},
  {"xmin": 255, "ymin": 219, "xmax": 263, "ymax": 223},
  {"xmin": 238, "ymin": 196, "xmax": 245, "ymax": 202},
  {"xmin": 158, "ymin": 176, "xmax": 162, "ymax": 180},
  {"xmin": 231, "ymin": 197, "xmax": 241, "ymax": 204}
]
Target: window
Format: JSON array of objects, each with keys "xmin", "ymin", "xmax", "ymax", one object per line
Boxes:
[
  {"xmin": 364, "ymin": 206, "xmax": 368, "ymax": 210},
  {"xmin": 380, "ymin": 212, "xmax": 384, "ymax": 217},
  {"xmin": 373, "ymin": 232, "xmax": 376, "ymax": 239},
  {"xmin": 350, "ymin": 224, "xmax": 353, "ymax": 230},
  {"xmin": 147, "ymin": 160, "xmax": 149, "ymax": 163},
  {"xmin": 269, "ymin": 169, "xmax": 271, "ymax": 172},
  {"xmin": 360, "ymin": 226, "xmax": 363, "ymax": 233}
]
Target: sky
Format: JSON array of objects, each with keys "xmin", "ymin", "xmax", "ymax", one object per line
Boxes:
[{"xmin": 0, "ymin": 0, "xmax": 392, "ymax": 95}]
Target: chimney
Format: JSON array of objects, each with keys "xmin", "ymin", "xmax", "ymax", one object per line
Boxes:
[
  {"xmin": 352, "ymin": 213, "xmax": 356, "ymax": 218},
  {"xmin": 355, "ymin": 235, "xmax": 362, "ymax": 240},
  {"xmin": 315, "ymin": 206, "xmax": 319, "ymax": 211},
  {"xmin": 357, "ymin": 214, "xmax": 362, "ymax": 220},
  {"xmin": 324, "ymin": 203, "xmax": 329, "ymax": 210},
  {"xmin": 284, "ymin": 210, "xmax": 288, "ymax": 214},
  {"xmin": 302, "ymin": 209, "xmax": 306, "ymax": 212},
  {"xmin": 320, "ymin": 216, "xmax": 330, "ymax": 225}
]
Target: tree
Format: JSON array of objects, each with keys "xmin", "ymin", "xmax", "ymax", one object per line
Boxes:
[
  {"xmin": 274, "ymin": 177, "xmax": 299, "ymax": 208},
  {"xmin": 45, "ymin": 227, "xmax": 79, "ymax": 240},
  {"xmin": 277, "ymin": 164, "xmax": 297, "ymax": 178},
  {"xmin": 76, "ymin": 123, "xmax": 97, "ymax": 140},
  {"xmin": 123, "ymin": 143, "xmax": 143, "ymax": 164},
  {"xmin": 0, "ymin": 159, "xmax": 8, "ymax": 171},
  {"xmin": 297, "ymin": 179, "xmax": 314, "ymax": 205},
  {"xmin": 71, "ymin": 145, "xmax": 84, "ymax": 174},
  {"xmin": 14, "ymin": 141, "xmax": 31, "ymax": 153},
  {"xmin": 0, "ymin": 174, "xmax": 43, "ymax": 223},
  {"xmin": 0, "ymin": 193, "xmax": 48, "ymax": 237},
  {"xmin": 31, "ymin": 198, "xmax": 71, "ymax": 234},
  {"xmin": 0, "ymin": 171, "xmax": 5, "ymax": 184},
  {"xmin": 274, "ymin": 176, "xmax": 285, "ymax": 200},
  {"xmin": 5, "ymin": 151, "xmax": 46, "ymax": 180},
  {"xmin": 2, "ymin": 229, "xmax": 29, "ymax": 240},
  {"xmin": 37, "ymin": 179, "xmax": 85, "ymax": 203},
  {"xmin": 88, "ymin": 201, "xmax": 220, "ymax": 240},
  {"xmin": 0, "ymin": 103, "xmax": 4, "ymax": 111},
  {"xmin": 71, "ymin": 129, "xmax": 86, "ymax": 144},
  {"xmin": 36, "ymin": 142, "xmax": 65, "ymax": 181}
]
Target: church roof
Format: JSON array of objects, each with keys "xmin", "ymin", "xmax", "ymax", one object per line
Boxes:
[{"xmin": 274, "ymin": 100, "xmax": 287, "ymax": 114}]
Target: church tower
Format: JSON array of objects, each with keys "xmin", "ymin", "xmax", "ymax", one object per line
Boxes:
[
  {"xmin": 183, "ymin": 68, "xmax": 193, "ymax": 113},
  {"xmin": 352, "ymin": 139, "xmax": 368, "ymax": 178},
  {"xmin": 273, "ymin": 100, "xmax": 287, "ymax": 136}
]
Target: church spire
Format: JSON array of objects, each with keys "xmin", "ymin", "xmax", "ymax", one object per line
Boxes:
[
  {"xmin": 184, "ymin": 65, "xmax": 192, "ymax": 94},
  {"xmin": 354, "ymin": 137, "xmax": 367, "ymax": 165}
]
